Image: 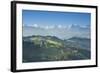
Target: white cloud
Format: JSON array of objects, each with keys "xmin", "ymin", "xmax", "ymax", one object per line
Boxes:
[
  {"xmin": 58, "ymin": 25, "xmax": 62, "ymax": 28},
  {"xmin": 45, "ymin": 26, "xmax": 49, "ymax": 29},
  {"xmin": 67, "ymin": 25, "xmax": 72, "ymax": 30},
  {"xmin": 33, "ymin": 24, "xmax": 38, "ymax": 27},
  {"xmin": 80, "ymin": 25, "xmax": 87, "ymax": 28},
  {"xmin": 43, "ymin": 25, "xmax": 55, "ymax": 29}
]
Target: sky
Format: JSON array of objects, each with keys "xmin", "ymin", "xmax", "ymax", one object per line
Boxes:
[{"xmin": 22, "ymin": 10, "xmax": 91, "ymax": 27}]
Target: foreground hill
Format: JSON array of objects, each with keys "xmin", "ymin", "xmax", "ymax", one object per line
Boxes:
[
  {"xmin": 65, "ymin": 37, "xmax": 90, "ymax": 50},
  {"xmin": 23, "ymin": 35, "xmax": 91, "ymax": 63}
]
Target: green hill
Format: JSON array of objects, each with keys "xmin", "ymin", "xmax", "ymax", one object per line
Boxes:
[{"xmin": 23, "ymin": 35, "xmax": 91, "ymax": 63}]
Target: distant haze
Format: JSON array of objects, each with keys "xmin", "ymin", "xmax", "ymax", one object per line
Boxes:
[{"xmin": 23, "ymin": 24, "xmax": 90, "ymax": 39}]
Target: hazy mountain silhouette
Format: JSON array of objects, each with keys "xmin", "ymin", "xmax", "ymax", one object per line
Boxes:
[{"xmin": 23, "ymin": 24, "xmax": 90, "ymax": 39}]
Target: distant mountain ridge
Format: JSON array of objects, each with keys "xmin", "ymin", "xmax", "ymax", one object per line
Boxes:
[
  {"xmin": 67, "ymin": 37, "xmax": 90, "ymax": 50},
  {"xmin": 68, "ymin": 37, "xmax": 90, "ymax": 41},
  {"xmin": 24, "ymin": 24, "xmax": 90, "ymax": 30},
  {"xmin": 23, "ymin": 24, "xmax": 90, "ymax": 39}
]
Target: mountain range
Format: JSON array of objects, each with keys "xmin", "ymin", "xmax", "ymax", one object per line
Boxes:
[{"xmin": 23, "ymin": 24, "xmax": 90, "ymax": 39}]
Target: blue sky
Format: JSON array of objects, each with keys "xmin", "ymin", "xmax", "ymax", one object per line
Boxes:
[{"xmin": 22, "ymin": 10, "xmax": 91, "ymax": 27}]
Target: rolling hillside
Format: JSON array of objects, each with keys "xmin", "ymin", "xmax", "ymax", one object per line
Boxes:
[{"xmin": 23, "ymin": 35, "xmax": 91, "ymax": 63}]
